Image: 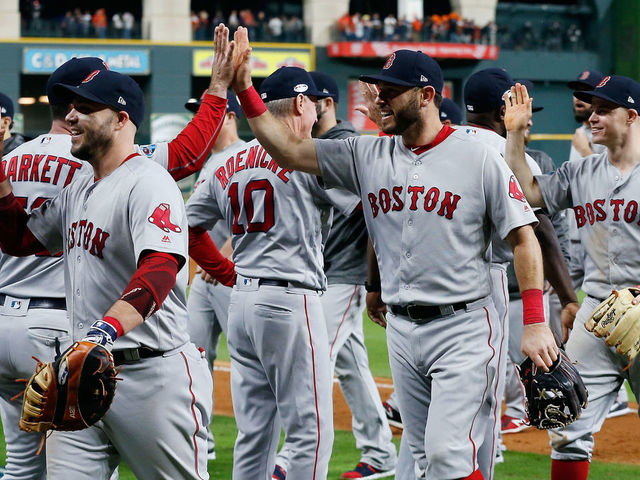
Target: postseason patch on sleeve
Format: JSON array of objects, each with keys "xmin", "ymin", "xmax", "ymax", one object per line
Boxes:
[{"xmin": 140, "ymin": 144, "xmax": 157, "ymax": 157}]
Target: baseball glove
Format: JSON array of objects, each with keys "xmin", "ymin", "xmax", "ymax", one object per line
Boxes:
[
  {"xmin": 585, "ymin": 286, "xmax": 640, "ymax": 361},
  {"xmin": 518, "ymin": 350, "xmax": 588, "ymax": 429},
  {"xmin": 19, "ymin": 341, "xmax": 118, "ymax": 433}
]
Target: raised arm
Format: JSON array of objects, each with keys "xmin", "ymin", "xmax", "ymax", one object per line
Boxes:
[
  {"xmin": 165, "ymin": 24, "xmax": 234, "ymax": 180},
  {"xmin": 503, "ymin": 83, "xmax": 546, "ymax": 207},
  {"xmin": 230, "ymin": 27, "xmax": 320, "ymax": 175}
]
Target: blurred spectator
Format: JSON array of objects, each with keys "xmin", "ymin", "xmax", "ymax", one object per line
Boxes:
[
  {"xmin": 268, "ymin": 15, "xmax": 283, "ymax": 41},
  {"xmin": 383, "ymin": 14, "xmax": 396, "ymax": 41},
  {"xmin": 240, "ymin": 9, "xmax": 256, "ymax": 38},
  {"xmin": 411, "ymin": 17, "xmax": 422, "ymax": 42},
  {"xmin": 286, "ymin": 16, "xmax": 304, "ymax": 42},
  {"xmin": 92, "ymin": 8, "xmax": 107, "ymax": 39},
  {"xmin": 81, "ymin": 10, "xmax": 92, "ymax": 37},
  {"xmin": 352, "ymin": 13, "xmax": 364, "ymax": 41},
  {"xmin": 61, "ymin": 11, "xmax": 75, "ymax": 37},
  {"xmin": 566, "ymin": 23, "xmax": 583, "ymax": 51},
  {"xmin": 371, "ymin": 13, "xmax": 382, "ymax": 40},
  {"xmin": 122, "ymin": 11, "xmax": 134, "ymax": 39},
  {"xmin": 255, "ymin": 11, "xmax": 268, "ymax": 41},
  {"xmin": 396, "ymin": 17, "xmax": 410, "ymax": 41},
  {"xmin": 544, "ymin": 20, "xmax": 563, "ymax": 51},
  {"xmin": 212, "ymin": 10, "xmax": 225, "ymax": 28},
  {"xmin": 30, "ymin": 0, "xmax": 42, "ymax": 31},
  {"xmin": 195, "ymin": 11, "xmax": 209, "ymax": 40},
  {"xmin": 112, "ymin": 12, "xmax": 124, "ymax": 38},
  {"xmin": 338, "ymin": 12, "xmax": 354, "ymax": 40},
  {"xmin": 228, "ymin": 9, "xmax": 240, "ymax": 34}
]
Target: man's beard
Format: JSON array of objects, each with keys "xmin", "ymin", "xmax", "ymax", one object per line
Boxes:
[
  {"xmin": 71, "ymin": 120, "xmax": 114, "ymax": 161},
  {"xmin": 383, "ymin": 95, "xmax": 422, "ymax": 135},
  {"xmin": 574, "ymin": 108, "xmax": 592, "ymax": 123}
]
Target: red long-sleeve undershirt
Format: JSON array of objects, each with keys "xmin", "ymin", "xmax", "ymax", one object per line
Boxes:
[
  {"xmin": 188, "ymin": 226, "xmax": 236, "ymax": 287},
  {"xmin": 166, "ymin": 93, "xmax": 227, "ymax": 181},
  {"xmin": 0, "ymin": 192, "xmax": 46, "ymax": 256}
]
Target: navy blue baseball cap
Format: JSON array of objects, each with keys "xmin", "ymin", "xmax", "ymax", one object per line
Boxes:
[
  {"xmin": 53, "ymin": 69, "xmax": 144, "ymax": 127},
  {"xmin": 567, "ymin": 70, "xmax": 604, "ymax": 91},
  {"xmin": 464, "ymin": 68, "xmax": 515, "ymax": 113},
  {"xmin": 309, "ymin": 71, "xmax": 339, "ymax": 102},
  {"xmin": 185, "ymin": 89, "xmax": 243, "ymax": 118},
  {"xmin": 259, "ymin": 67, "xmax": 330, "ymax": 102},
  {"xmin": 359, "ymin": 50, "xmax": 444, "ymax": 94},
  {"xmin": 0, "ymin": 92, "xmax": 14, "ymax": 119},
  {"xmin": 574, "ymin": 75, "xmax": 640, "ymax": 110},
  {"xmin": 46, "ymin": 57, "xmax": 110, "ymax": 105},
  {"xmin": 439, "ymin": 98, "xmax": 462, "ymax": 124}
]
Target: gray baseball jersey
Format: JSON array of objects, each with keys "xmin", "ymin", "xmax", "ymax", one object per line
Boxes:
[
  {"xmin": 315, "ymin": 129, "xmax": 538, "ymax": 306},
  {"xmin": 0, "ymin": 135, "xmax": 91, "ymax": 297},
  {"xmin": 536, "ymin": 150, "xmax": 640, "ymax": 300},
  {"xmin": 186, "ymin": 137, "xmax": 360, "ymax": 290},
  {"xmin": 456, "ymin": 126, "xmax": 543, "ymax": 266},
  {"xmin": 27, "ymin": 155, "xmax": 190, "ymax": 351},
  {"xmin": 569, "ymin": 124, "xmax": 606, "ymax": 163}
]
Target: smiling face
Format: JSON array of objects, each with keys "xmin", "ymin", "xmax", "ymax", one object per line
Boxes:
[
  {"xmin": 376, "ymin": 82, "xmax": 423, "ymax": 135},
  {"xmin": 65, "ymin": 97, "xmax": 118, "ymax": 161},
  {"xmin": 588, "ymin": 97, "xmax": 632, "ymax": 147}
]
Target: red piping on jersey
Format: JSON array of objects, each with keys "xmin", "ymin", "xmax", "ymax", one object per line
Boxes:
[
  {"xmin": 167, "ymin": 94, "xmax": 227, "ymax": 181},
  {"xmin": 467, "ymin": 307, "xmax": 496, "ymax": 475},
  {"xmin": 94, "ymin": 153, "xmax": 141, "ymax": 182},
  {"xmin": 180, "ymin": 350, "xmax": 206, "ymax": 480},
  {"xmin": 304, "ymin": 295, "xmax": 321, "ymax": 480},
  {"xmin": 488, "ymin": 272, "xmax": 509, "ymax": 478},
  {"xmin": 329, "ymin": 285, "xmax": 359, "ymax": 359},
  {"xmin": 405, "ymin": 124, "xmax": 456, "ymax": 155}
]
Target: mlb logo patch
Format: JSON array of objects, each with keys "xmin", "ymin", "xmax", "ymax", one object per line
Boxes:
[
  {"xmin": 10, "ymin": 300, "xmax": 21, "ymax": 309},
  {"xmin": 140, "ymin": 144, "xmax": 156, "ymax": 157}
]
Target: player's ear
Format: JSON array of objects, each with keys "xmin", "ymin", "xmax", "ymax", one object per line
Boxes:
[
  {"xmin": 115, "ymin": 111, "xmax": 130, "ymax": 129},
  {"xmin": 627, "ymin": 108, "xmax": 638, "ymax": 125},
  {"xmin": 294, "ymin": 94, "xmax": 305, "ymax": 115},
  {"xmin": 498, "ymin": 104, "xmax": 507, "ymax": 121},
  {"xmin": 421, "ymin": 86, "xmax": 435, "ymax": 107}
]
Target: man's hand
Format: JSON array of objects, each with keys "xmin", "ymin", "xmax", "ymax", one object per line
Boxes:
[
  {"xmin": 503, "ymin": 83, "xmax": 533, "ymax": 133},
  {"xmin": 208, "ymin": 24, "xmax": 236, "ymax": 97},
  {"xmin": 366, "ymin": 291, "xmax": 387, "ymax": 328},
  {"xmin": 231, "ymin": 27, "xmax": 253, "ymax": 92},
  {"xmin": 561, "ymin": 301, "xmax": 580, "ymax": 343},
  {"xmin": 572, "ymin": 127, "xmax": 593, "ymax": 157},
  {"xmin": 354, "ymin": 81, "xmax": 383, "ymax": 130},
  {"xmin": 521, "ymin": 323, "xmax": 559, "ymax": 372},
  {"xmin": 196, "ymin": 267, "xmax": 216, "ymax": 284}
]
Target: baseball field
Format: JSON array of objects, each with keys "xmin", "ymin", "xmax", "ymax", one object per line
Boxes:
[{"xmin": 1, "ymin": 317, "xmax": 638, "ymax": 479}]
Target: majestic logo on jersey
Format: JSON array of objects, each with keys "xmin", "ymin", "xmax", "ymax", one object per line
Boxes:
[
  {"xmin": 214, "ymin": 144, "xmax": 292, "ymax": 189},
  {"xmin": 367, "ymin": 185, "xmax": 461, "ymax": 219},
  {"xmin": 596, "ymin": 76, "xmax": 611, "ymax": 88},
  {"xmin": 67, "ymin": 220, "xmax": 110, "ymax": 258},
  {"xmin": 82, "ymin": 70, "xmax": 101, "ymax": 83},
  {"xmin": 148, "ymin": 203, "xmax": 182, "ymax": 233},
  {"xmin": 140, "ymin": 144, "xmax": 156, "ymax": 157},
  {"xmin": 383, "ymin": 53, "xmax": 395, "ymax": 69},
  {"xmin": 508, "ymin": 175, "xmax": 526, "ymax": 202},
  {"xmin": 574, "ymin": 198, "xmax": 640, "ymax": 228}
]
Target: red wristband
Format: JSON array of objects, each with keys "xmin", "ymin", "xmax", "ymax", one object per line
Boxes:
[
  {"xmin": 522, "ymin": 289, "xmax": 545, "ymax": 325},
  {"xmin": 103, "ymin": 315, "xmax": 124, "ymax": 338},
  {"xmin": 237, "ymin": 85, "xmax": 267, "ymax": 118}
]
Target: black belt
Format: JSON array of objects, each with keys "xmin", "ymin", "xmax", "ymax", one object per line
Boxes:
[
  {"xmin": 390, "ymin": 301, "xmax": 471, "ymax": 321},
  {"xmin": 112, "ymin": 347, "xmax": 165, "ymax": 365},
  {"xmin": 258, "ymin": 279, "xmax": 289, "ymax": 287},
  {"xmin": 0, "ymin": 293, "xmax": 66, "ymax": 310}
]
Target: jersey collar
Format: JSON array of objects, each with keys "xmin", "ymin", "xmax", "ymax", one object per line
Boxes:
[{"xmin": 406, "ymin": 124, "xmax": 456, "ymax": 156}]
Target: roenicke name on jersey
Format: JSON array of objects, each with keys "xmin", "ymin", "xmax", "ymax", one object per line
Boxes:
[
  {"xmin": 1, "ymin": 153, "xmax": 83, "ymax": 187},
  {"xmin": 367, "ymin": 185, "xmax": 461, "ymax": 219},
  {"xmin": 213, "ymin": 144, "xmax": 293, "ymax": 188},
  {"xmin": 67, "ymin": 220, "xmax": 110, "ymax": 259}
]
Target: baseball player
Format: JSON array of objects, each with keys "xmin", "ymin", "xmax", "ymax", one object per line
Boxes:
[
  {"xmin": 0, "ymin": 66, "xmax": 235, "ymax": 479},
  {"xmin": 0, "ymin": 92, "xmax": 26, "ymax": 154},
  {"xmin": 438, "ymin": 97, "xmax": 463, "ymax": 126},
  {"xmin": 568, "ymin": 70, "xmax": 607, "ymax": 162},
  {"xmin": 463, "ymin": 69, "xmax": 579, "ymax": 474},
  {"xmin": 0, "ymin": 27, "xmax": 233, "ymax": 479},
  {"xmin": 230, "ymin": 28, "xmax": 558, "ymax": 479},
  {"xmin": 185, "ymin": 89, "xmax": 245, "ymax": 461},
  {"xmin": 270, "ymin": 70, "xmax": 397, "ymax": 480},
  {"xmin": 505, "ymin": 77, "xmax": 640, "ymax": 480},
  {"xmin": 186, "ymin": 66, "xmax": 359, "ymax": 480}
]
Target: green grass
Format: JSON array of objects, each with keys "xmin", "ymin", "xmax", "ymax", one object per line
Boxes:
[{"xmin": 3, "ymin": 415, "xmax": 640, "ymax": 479}]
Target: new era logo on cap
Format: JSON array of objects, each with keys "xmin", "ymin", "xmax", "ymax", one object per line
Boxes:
[
  {"xmin": 118, "ymin": 96, "xmax": 127, "ymax": 105},
  {"xmin": 0, "ymin": 107, "xmax": 5, "ymax": 114}
]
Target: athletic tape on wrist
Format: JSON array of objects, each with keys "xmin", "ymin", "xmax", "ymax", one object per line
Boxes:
[
  {"xmin": 237, "ymin": 86, "xmax": 267, "ymax": 118},
  {"xmin": 522, "ymin": 288, "xmax": 545, "ymax": 325}
]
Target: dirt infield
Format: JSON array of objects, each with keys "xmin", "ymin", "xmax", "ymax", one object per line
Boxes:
[{"xmin": 213, "ymin": 362, "xmax": 640, "ymax": 465}]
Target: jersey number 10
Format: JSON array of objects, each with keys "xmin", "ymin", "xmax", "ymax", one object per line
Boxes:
[{"xmin": 228, "ymin": 180, "xmax": 275, "ymax": 234}]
